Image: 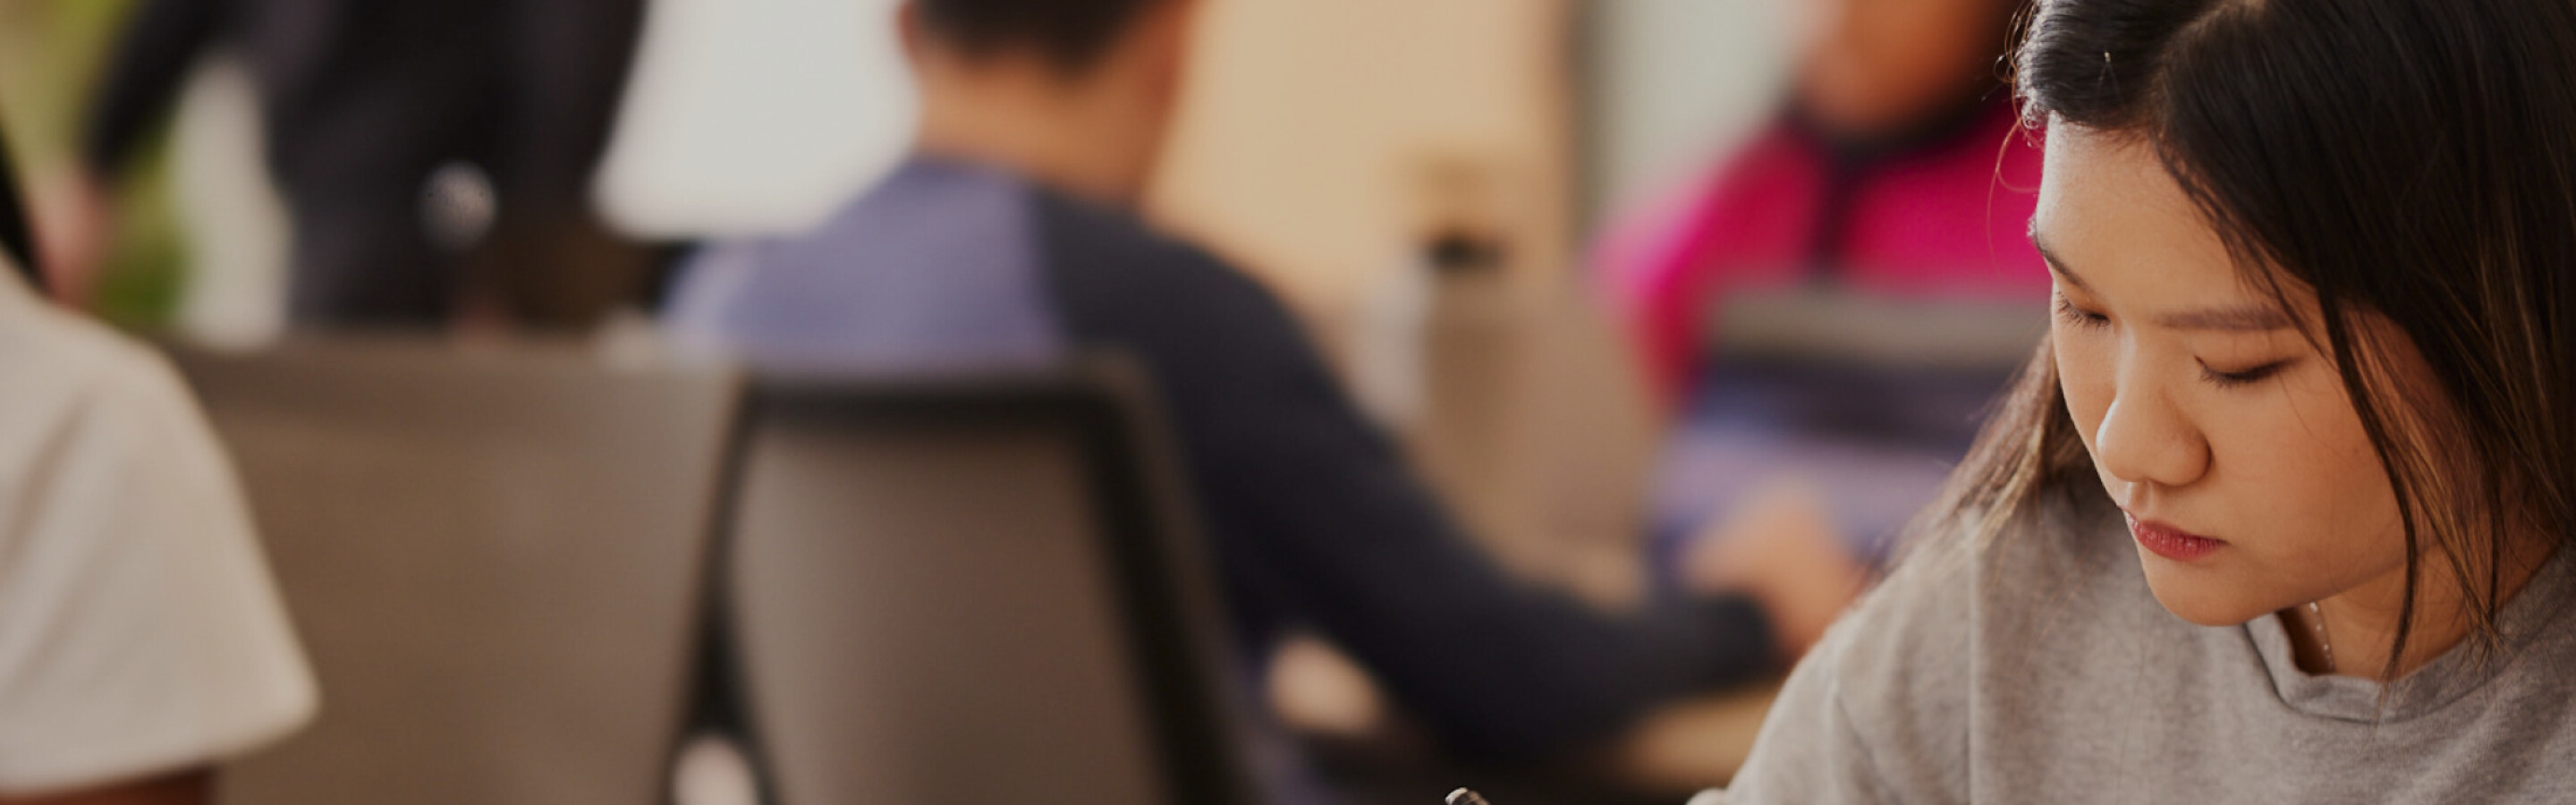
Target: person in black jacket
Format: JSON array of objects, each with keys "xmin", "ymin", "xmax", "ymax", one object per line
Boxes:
[
  {"xmin": 55, "ymin": 0, "xmax": 657, "ymax": 328},
  {"xmin": 664, "ymin": 0, "xmax": 1865, "ymax": 768}
]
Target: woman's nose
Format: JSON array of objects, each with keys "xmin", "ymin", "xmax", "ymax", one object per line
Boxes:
[{"xmin": 2091, "ymin": 383, "xmax": 2209, "ymax": 489}]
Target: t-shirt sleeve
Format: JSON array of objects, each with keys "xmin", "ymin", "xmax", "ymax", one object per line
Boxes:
[
  {"xmin": 1695, "ymin": 539, "xmax": 1979, "ymax": 805},
  {"xmin": 0, "ymin": 346, "xmax": 318, "ymax": 796}
]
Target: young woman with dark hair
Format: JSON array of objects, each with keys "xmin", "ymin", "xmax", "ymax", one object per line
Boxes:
[{"xmin": 1698, "ymin": 0, "xmax": 2576, "ymax": 801}]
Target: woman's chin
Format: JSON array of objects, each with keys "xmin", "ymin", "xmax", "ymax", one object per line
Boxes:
[{"xmin": 2139, "ymin": 563, "xmax": 2272, "ymax": 627}]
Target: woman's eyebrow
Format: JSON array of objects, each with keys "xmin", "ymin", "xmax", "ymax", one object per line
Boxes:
[
  {"xmin": 2029, "ymin": 225, "xmax": 2292, "ymax": 332},
  {"xmin": 2154, "ymin": 306, "xmax": 2295, "ymax": 332},
  {"xmin": 2029, "ymin": 226, "xmax": 2091, "ymax": 291}
]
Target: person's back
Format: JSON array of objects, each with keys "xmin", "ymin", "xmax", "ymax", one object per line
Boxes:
[
  {"xmin": 666, "ymin": 0, "xmax": 1867, "ymax": 774},
  {"xmin": 667, "ymin": 158, "xmax": 1063, "ymax": 374}
]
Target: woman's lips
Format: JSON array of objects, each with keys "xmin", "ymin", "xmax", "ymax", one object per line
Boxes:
[{"xmin": 2128, "ymin": 515, "xmax": 2225, "ymax": 562}]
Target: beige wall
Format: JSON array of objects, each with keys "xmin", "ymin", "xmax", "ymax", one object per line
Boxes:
[
  {"xmin": 1586, "ymin": 0, "xmax": 1794, "ymax": 228},
  {"xmin": 1146, "ymin": 0, "xmax": 1664, "ymax": 606},
  {"xmin": 1148, "ymin": 0, "xmax": 1578, "ymax": 315}
]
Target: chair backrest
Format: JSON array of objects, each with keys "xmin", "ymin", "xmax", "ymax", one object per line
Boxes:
[
  {"xmin": 722, "ymin": 355, "xmax": 1256, "ymax": 805},
  {"xmin": 172, "ymin": 339, "xmax": 740, "ymax": 805},
  {"xmin": 1710, "ymin": 286, "xmax": 2045, "ymax": 371}
]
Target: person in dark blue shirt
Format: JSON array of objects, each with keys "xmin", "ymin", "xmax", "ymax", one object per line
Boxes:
[{"xmin": 665, "ymin": 0, "xmax": 1861, "ymax": 767}]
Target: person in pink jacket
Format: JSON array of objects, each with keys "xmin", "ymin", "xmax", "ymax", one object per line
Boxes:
[
  {"xmin": 1598, "ymin": 0, "xmax": 2047, "ymax": 401},
  {"xmin": 1597, "ymin": 0, "xmax": 2050, "ymax": 575}
]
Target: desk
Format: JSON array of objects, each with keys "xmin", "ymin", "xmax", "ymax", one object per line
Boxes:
[
  {"xmin": 1598, "ymin": 681, "xmax": 1784, "ymax": 793},
  {"xmin": 1273, "ymin": 638, "xmax": 1783, "ymax": 799}
]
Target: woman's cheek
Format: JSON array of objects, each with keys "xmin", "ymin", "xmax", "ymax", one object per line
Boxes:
[
  {"xmin": 2053, "ymin": 334, "xmax": 2114, "ymax": 446},
  {"xmin": 2204, "ymin": 369, "xmax": 2389, "ymax": 564}
]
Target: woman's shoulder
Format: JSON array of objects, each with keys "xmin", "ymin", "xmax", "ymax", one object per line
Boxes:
[
  {"xmin": 1837, "ymin": 486, "xmax": 2131, "ymax": 662},
  {"xmin": 1716, "ymin": 487, "xmax": 2136, "ymax": 803},
  {"xmin": 1818, "ymin": 491, "xmax": 2133, "ymax": 741}
]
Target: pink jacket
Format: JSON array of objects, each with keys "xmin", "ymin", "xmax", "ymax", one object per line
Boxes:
[{"xmin": 1594, "ymin": 98, "xmax": 2051, "ymax": 402}]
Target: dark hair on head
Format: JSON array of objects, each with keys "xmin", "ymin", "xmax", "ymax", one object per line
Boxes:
[
  {"xmin": 915, "ymin": 0, "xmax": 1173, "ymax": 72},
  {"xmin": 1921, "ymin": 0, "xmax": 2576, "ymax": 681},
  {"xmin": 0, "ymin": 123, "xmax": 41, "ymax": 292}
]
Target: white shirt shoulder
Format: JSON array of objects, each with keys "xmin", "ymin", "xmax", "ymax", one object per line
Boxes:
[{"xmin": 0, "ymin": 276, "xmax": 317, "ymax": 796}]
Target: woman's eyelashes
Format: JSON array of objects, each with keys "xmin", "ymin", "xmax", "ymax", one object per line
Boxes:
[
  {"xmin": 2053, "ymin": 292, "xmax": 2295, "ymax": 388},
  {"xmin": 2197, "ymin": 358, "xmax": 2293, "ymax": 388},
  {"xmin": 2054, "ymin": 294, "xmax": 2111, "ymax": 329}
]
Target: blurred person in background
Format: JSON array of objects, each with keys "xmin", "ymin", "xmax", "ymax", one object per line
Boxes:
[
  {"xmin": 0, "ymin": 126, "xmax": 315, "ymax": 805},
  {"xmin": 43, "ymin": 0, "xmax": 659, "ymax": 330},
  {"xmin": 663, "ymin": 0, "xmax": 1861, "ymax": 784},
  {"xmin": 1591, "ymin": 0, "xmax": 2046, "ymax": 578}
]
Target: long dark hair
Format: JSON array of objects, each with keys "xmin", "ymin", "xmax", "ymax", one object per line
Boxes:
[
  {"xmin": 0, "ymin": 123, "xmax": 42, "ymax": 292},
  {"xmin": 917, "ymin": 0, "xmax": 1174, "ymax": 72},
  {"xmin": 1928, "ymin": 0, "xmax": 2576, "ymax": 681}
]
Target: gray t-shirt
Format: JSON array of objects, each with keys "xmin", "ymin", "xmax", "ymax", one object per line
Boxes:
[{"xmin": 1699, "ymin": 487, "xmax": 2576, "ymax": 804}]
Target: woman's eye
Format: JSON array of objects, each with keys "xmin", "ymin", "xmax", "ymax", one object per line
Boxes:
[
  {"xmin": 2054, "ymin": 295, "xmax": 2111, "ymax": 329},
  {"xmin": 2199, "ymin": 360, "xmax": 2292, "ymax": 388}
]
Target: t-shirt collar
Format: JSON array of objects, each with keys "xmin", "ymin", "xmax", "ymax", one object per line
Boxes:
[{"xmin": 2245, "ymin": 542, "xmax": 2576, "ymax": 723}]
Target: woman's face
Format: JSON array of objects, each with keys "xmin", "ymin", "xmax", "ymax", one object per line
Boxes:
[{"xmin": 2033, "ymin": 123, "xmax": 2414, "ymax": 627}]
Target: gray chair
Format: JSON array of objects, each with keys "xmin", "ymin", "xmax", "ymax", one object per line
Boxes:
[
  {"xmin": 171, "ymin": 338, "xmax": 740, "ymax": 805},
  {"xmin": 721, "ymin": 355, "xmax": 1258, "ymax": 805}
]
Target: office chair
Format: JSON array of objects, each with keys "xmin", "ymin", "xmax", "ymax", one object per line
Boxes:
[
  {"xmin": 173, "ymin": 338, "xmax": 740, "ymax": 805},
  {"xmin": 718, "ymin": 354, "xmax": 1259, "ymax": 805}
]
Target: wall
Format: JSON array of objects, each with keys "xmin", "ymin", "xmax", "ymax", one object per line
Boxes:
[
  {"xmin": 592, "ymin": 0, "xmax": 916, "ymax": 238},
  {"xmin": 1149, "ymin": 0, "xmax": 1674, "ymax": 607},
  {"xmin": 1148, "ymin": 0, "xmax": 1578, "ymax": 314},
  {"xmin": 1584, "ymin": 0, "xmax": 1794, "ymax": 233}
]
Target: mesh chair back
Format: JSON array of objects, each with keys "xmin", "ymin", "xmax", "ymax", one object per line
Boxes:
[
  {"xmin": 174, "ymin": 339, "xmax": 739, "ymax": 805},
  {"xmin": 724, "ymin": 357, "xmax": 1253, "ymax": 805}
]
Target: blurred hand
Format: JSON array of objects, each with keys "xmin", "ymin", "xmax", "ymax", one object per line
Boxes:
[
  {"xmin": 30, "ymin": 165, "xmax": 114, "ymax": 306},
  {"xmin": 1681, "ymin": 479, "xmax": 1868, "ymax": 665}
]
